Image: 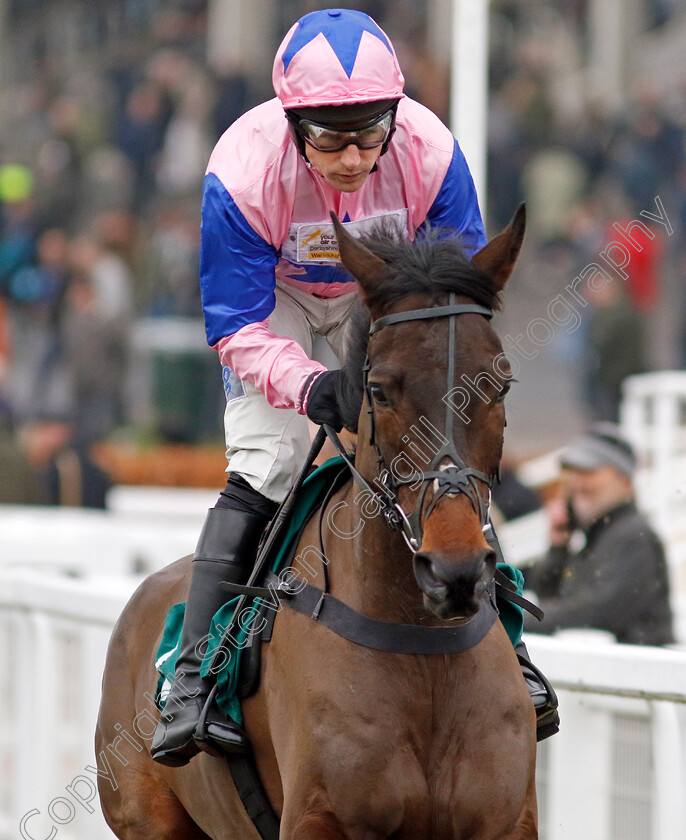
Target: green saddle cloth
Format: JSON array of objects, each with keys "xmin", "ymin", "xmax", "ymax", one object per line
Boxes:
[{"xmin": 154, "ymin": 456, "xmax": 525, "ymax": 725}]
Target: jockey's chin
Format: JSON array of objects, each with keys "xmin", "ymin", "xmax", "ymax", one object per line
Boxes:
[{"xmin": 305, "ymin": 144, "xmax": 382, "ymax": 193}]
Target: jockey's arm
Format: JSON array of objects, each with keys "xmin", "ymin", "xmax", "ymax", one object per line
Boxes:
[
  {"xmin": 417, "ymin": 138, "xmax": 486, "ymax": 256},
  {"xmin": 200, "ymin": 172, "xmax": 325, "ymax": 413},
  {"xmin": 216, "ymin": 324, "xmax": 325, "ymax": 413}
]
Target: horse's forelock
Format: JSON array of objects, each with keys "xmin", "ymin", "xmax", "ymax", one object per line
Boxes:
[
  {"xmin": 337, "ymin": 228, "xmax": 502, "ymax": 433},
  {"xmin": 357, "ymin": 227, "xmax": 502, "ymax": 314}
]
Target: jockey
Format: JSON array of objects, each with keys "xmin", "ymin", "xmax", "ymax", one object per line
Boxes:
[{"xmin": 151, "ymin": 8, "xmax": 558, "ymax": 767}]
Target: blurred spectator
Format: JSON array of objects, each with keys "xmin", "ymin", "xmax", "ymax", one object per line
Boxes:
[
  {"xmin": 34, "ymin": 95, "xmax": 90, "ymax": 229},
  {"xmin": 141, "ymin": 202, "xmax": 201, "ymax": 316},
  {"xmin": 0, "ymin": 407, "xmax": 39, "ymax": 504},
  {"xmin": 62, "ymin": 227, "xmax": 134, "ymax": 441},
  {"xmin": 0, "ymin": 165, "xmax": 38, "ymax": 296},
  {"xmin": 210, "ymin": 62, "xmax": 251, "ymax": 142},
  {"xmin": 147, "ymin": 49, "xmax": 214, "ymax": 197},
  {"xmin": 521, "ymin": 147, "xmax": 588, "ymax": 245},
  {"xmin": 115, "ymin": 83, "xmax": 171, "ymax": 212},
  {"xmin": 155, "ymin": 78, "xmax": 213, "ymax": 196},
  {"xmin": 17, "ymin": 414, "xmax": 112, "ymax": 508},
  {"xmin": 523, "ymin": 423, "xmax": 674, "ymax": 646},
  {"xmin": 491, "ymin": 452, "xmax": 542, "ymax": 522},
  {"xmin": 610, "ymin": 216, "xmax": 665, "ymax": 313},
  {"xmin": 607, "ymin": 83, "xmax": 685, "ymax": 217},
  {"xmin": 4, "ymin": 226, "xmax": 71, "ymax": 421},
  {"xmin": 487, "ymin": 78, "xmax": 533, "ymax": 232},
  {"xmin": 582, "ymin": 277, "xmax": 647, "ymax": 421}
]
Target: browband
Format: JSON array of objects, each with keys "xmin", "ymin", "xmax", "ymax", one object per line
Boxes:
[{"xmin": 369, "ymin": 303, "xmax": 493, "ymax": 336}]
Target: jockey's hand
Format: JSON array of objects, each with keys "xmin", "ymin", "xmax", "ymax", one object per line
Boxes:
[{"xmin": 304, "ymin": 370, "xmax": 345, "ymax": 431}]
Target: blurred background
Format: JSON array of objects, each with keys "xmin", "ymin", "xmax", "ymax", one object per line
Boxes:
[
  {"xmin": 1, "ymin": 0, "xmax": 686, "ymax": 489},
  {"xmin": 2, "ymin": 3, "xmax": 686, "ymax": 840}
]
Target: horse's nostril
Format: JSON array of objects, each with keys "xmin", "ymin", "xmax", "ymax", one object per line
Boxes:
[
  {"xmin": 413, "ymin": 553, "xmax": 449, "ymax": 600},
  {"xmin": 413, "ymin": 549, "xmax": 496, "ymax": 613},
  {"xmin": 482, "ymin": 548, "xmax": 497, "ymax": 576}
]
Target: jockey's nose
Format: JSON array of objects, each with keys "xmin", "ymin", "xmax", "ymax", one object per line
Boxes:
[{"xmin": 340, "ymin": 143, "xmax": 361, "ymax": 168}]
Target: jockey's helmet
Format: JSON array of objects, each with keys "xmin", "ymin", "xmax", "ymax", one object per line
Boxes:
[{"xmin": 273, "ymin": 8, "xmax": 405, "ymax": 159}]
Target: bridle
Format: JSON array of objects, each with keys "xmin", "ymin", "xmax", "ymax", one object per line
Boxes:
[
  {"xmin": 211, "ymin": 292, "xmax": 542, "ymax": 674},
  {"xmin": 325, "ymin": 293, "xmax": 497, "ymax": 553}
]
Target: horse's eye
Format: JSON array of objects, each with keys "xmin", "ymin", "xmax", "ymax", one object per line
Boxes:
[
  {"xmin": 496, "ymin": 379, "xmax": 514, "ymax": 403},
  {"xmin": 369, "ymin": 383, "xmax": 391, "ymax": 407}
]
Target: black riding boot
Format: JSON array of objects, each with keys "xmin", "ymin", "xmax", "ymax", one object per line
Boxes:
[
  {"xmin": 151, "ymin": 493, "xmax": 273, "ymax": 767},
  {"xmin": 516, "ymin": 640, "xmax": 560, "ymax": 741}
]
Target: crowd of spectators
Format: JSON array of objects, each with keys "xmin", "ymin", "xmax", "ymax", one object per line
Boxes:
[
  {"xmin": 1, "ymin": 1, "xmax": 686, "ymax": 506},
  {"xmin": 487, "ymin": 4, "xmax": 686, "ymax": 420},
  {"xmin": 0, "ymin": 5, "xmax": 236, "ymax": 464}
]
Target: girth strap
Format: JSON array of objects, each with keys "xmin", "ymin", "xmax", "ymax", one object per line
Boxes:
[
  {"xmin": 225, "ymin": 753, "xmax": 280, "ymax": 840},
  {"xmin": 273, "ymin": 576, "xmax": 499, "ymax": 655}
]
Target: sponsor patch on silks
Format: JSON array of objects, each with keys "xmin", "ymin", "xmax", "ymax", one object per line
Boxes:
[
  {"xmin": 222, "ymin": 367, "xmax": 246, "ymax": 402},
  {"xmin": 283, "ymin": 209, "xmax": 408, "ymax": 265}
]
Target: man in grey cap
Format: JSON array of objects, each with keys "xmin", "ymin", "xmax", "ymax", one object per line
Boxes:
[{"xmin": 523, "ymin": 423, "xmax": 674, "ymax": 646}]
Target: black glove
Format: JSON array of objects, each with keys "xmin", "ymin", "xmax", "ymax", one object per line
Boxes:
[{"xmin": 303, "ymin": 369, "xmax": 345, "ymax": 431}]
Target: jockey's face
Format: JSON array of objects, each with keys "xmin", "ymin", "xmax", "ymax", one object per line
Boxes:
[{"xmin": 305, "ymin": 142, "xmax": 382, "ymax": 192}]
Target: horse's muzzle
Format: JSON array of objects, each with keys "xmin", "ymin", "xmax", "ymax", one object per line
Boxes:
[{"xmin": 413, "ymin": 548, "xmax": 496, "ymax": 620}]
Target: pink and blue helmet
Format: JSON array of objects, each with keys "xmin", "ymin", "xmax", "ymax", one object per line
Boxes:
[{"xmin": 273, "ymin": 8, "xmax": 405, "ymax": 110}]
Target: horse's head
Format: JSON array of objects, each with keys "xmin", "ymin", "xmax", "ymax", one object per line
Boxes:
[{"xmin": 334, "ymin": 207, "xmax": 525, "ymax": 620}]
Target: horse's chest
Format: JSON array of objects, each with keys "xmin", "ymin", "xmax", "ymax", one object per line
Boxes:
[{"xmin": 263, "ymin": 612, "xmax": 534, "ymax": 837}]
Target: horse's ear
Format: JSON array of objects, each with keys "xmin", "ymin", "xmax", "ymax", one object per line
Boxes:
[
  {"xmin": 472, "ymin": 203, "xmax": 526, "ymax": 290},
  {"xmin": 331, "ymin": 212, "xmax": 388, "ymax": 302}
]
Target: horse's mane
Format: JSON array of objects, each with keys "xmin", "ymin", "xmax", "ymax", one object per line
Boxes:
[{"xmin": 337, "ymin": 227, "xmax": 502, "ymax": 432}]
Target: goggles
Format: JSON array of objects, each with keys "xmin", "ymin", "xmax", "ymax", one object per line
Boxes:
[{"xmin": 291, "ymin": 109, "xmax": 395, "ymax": 153}]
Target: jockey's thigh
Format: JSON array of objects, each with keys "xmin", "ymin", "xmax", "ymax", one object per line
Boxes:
[
  {"xmin": 224, "ymin": 283, "xmax": 356, "ymax": 504},
  {"xmin": 321, "ymin": 292, "xmax": 358, "ymax": 360}
]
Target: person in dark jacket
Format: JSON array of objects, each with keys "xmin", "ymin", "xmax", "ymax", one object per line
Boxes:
[
  {"xmin": 523, "ymin": 423, "xmax": 674, "ymax": 646},
  {"xmin": 17, "ymin": 415, "xmax": 112, "ymax": 509}
]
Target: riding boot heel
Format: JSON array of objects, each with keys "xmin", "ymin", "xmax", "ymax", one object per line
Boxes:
[{"xmin": 516, "ymin": 640, "xmax": 560, "ymax": 742}]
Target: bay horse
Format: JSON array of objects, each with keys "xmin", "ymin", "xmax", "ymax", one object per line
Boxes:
[{"xmin": 96, "ymin": 206, "xmax": 537, "ymax": 839}]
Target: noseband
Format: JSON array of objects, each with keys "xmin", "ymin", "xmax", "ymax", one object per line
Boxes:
[{"xmin": 326, "ymin": 294, "xmax": 496, "ymax": 553}]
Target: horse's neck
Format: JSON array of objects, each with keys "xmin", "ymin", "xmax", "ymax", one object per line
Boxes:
[{"xmin": 329, "ymin": 455, "xmax": 425, "ymax": 624}]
